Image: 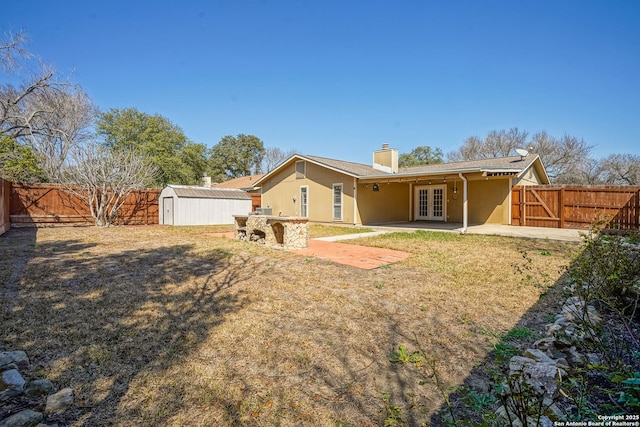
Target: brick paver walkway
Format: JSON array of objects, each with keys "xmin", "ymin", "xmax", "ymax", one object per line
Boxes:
[
  {"xmin": 292, "ymin": 239, "xmax": 411, "ymax": 269},
  {"xmin": 207, "ymin": 232, "xmax": 411, "ymax": 269}
]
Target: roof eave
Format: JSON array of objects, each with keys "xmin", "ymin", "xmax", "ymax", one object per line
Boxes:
[
  {"xmin": 359, "ymin": 166, "xmax": 525, "ymax": 181},
  {"xmin": 254, "ymin": 154, "xmax": 361, "ymax": 186}
]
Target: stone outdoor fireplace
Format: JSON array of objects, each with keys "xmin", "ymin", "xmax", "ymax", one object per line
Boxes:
[{"xmin": 233, "ymin": 214, "xmax": 309, "ymax": 249}]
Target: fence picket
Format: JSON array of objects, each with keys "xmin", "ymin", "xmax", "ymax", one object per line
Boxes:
[{"xmin": 512, "ymin": 185, "xmax": 640, "ymax": 230}]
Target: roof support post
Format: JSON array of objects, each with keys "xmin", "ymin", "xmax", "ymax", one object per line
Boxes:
[
  {"xmin": 353, "ymin": 177, "xmax": 358, "ymax": 225},
  {"xmin": 459, "ymin": 173, "xmax": 468, "ymax": 234}
]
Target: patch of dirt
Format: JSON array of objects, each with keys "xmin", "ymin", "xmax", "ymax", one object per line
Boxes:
[{"xmin": 0, "ymin": 225, "xmax": 578, "ymax": 426}]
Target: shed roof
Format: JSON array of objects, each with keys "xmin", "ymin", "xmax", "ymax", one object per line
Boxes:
[{"xmin": 168, "ymin": 185, "xmax": 251, "ymax": 200}]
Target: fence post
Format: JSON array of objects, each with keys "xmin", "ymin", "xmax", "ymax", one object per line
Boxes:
[
  {"xmin": 520, "ymin": 186, "xmax": 525, "ymax": 226},
  {"xmin": 636, "ymin": 189, "xmax": 640, "ymax": 230},
  {"xmin": 559, "ymin": 187, "xmax": 565, "ymax": 229}
]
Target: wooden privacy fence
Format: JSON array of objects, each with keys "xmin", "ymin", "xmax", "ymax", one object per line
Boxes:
[
  {"xmin": 0, "ymin": 178, "xmax": 9, "ymax": 234},
  {"xmin": 10, "ymin": 183, "xmax": 161, "ymax": 227},
  {"xmin": 512, "ymin": 185, "xmax": 640, "ymax": 230}
]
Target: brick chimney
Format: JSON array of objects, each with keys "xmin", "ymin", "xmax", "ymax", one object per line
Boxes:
[{"xmin": 372, "ymin": 143, "xmax": 398, "ymax": 173}]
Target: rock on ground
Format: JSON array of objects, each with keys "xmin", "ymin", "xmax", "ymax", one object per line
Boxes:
[
  {"xmin": 0, "ymin": 409, "xmax": 43, "ymax": 427},
  {"xmin": 45, "ymin": 388, "xmax": 74, "ymax": 414}
]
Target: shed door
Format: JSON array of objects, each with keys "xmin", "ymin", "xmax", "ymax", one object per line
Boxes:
[
  {"xmin": 414, "ymin": 185, "xmax": 445, "ymax": 221},
  {"xmin": 162, "ymin": 197, "xmax": 174, "ymax": 225}
]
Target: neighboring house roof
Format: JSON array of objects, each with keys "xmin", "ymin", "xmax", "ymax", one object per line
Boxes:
[
  {"xmin": 254, "ymin": 153, "xmax": 549, "ymax": 185},
  {"xmin": 168, "ymin": 185, "xmax": 251, "ymax": 200},
  {"xmin": 212, "ymin": 174, "xmax": 265, "ymax": 190}
]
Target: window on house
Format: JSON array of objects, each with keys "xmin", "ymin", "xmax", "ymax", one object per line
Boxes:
[
  {"xmin": 295, "ymin": 161, "xmax": 306, "ymax": 179},
  {"xmin": 332, "ymin": 183, "xmax": 343, "ymax": 221},
  {"xmin": 300, "ymin": 186, "xmax": 308, "ymax": 217}
]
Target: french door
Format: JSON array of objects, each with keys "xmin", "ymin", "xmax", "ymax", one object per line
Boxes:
[{"xmin": 414, "ymin": 185, "xmax": 445, "ymax": 221}]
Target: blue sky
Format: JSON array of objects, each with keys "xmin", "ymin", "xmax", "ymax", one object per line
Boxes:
[{"xmin": 3, "ymin": 0, "xmax": 639, "ymax": 164}]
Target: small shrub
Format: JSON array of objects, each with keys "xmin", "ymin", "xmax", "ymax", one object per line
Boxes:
[{"xmin": 614, "ymin": 372, "xmax": 640, "ymax": 410}]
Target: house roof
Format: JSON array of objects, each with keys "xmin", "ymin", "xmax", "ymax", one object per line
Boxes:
[
  {"xmin": 168, "ymin": 185, "xmax": 251, "ymax": 200},
  {"xmin": 212, "ymin": 174, "xmax": 265, "ymax": 190},
  {"xmin": 396, "ymin": 155, "xmax": 540, "ymax": 175},
  {"xmin": 254, "ymin": 152, "xmax": 549, "ymax": 185},
  {"xmin": 302, "ymin": 155, "xmax": 382, "ymax": 177}
]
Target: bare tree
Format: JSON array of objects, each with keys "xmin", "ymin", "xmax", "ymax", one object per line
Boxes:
[
  {"xmin": 0, "ymin": 30, "xmax": 29, "ymax": 72},
  {"xmin": 1, "ymin": 31, "xmax": 94, "ymax": 181},
  {"xmin": 529, "ymin": 132, "xmax": 593, "ymax": 182},
  {"xmin": 447, "ymin": 136, "xmax": 483, "ymax": 162},
  {"xmin": 599, "ymin": 154, "xmax": 640, "ymax": 185},
  {"xmin": 17, "ymin": 85, "xmax": 95, "ymax": 180},
  {"xmin": 1, "ymin": 31, "xmax": 56, "ymax": 136},
  {"xmin": 61, "ymin": 143, "xmax": 158, "ymax": 227},
  {"xmin": 576, "ymin": 157, "xmax": 606, "ymax": 185},
  {"xmin": 261, "ymin": 146, "xmax": 296, "ymax": 172},
  {"xmin": 448, "ymin": 128, "xmax": 593, "ymax": 183},
  {"xmin": 447, "ymin": 128, "xmax": 528, "ymax": 161}
]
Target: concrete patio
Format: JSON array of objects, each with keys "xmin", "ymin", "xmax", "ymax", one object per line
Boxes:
[{"xmin": 329, "ymin": 222, "xmax": 586, "ymax": 242}]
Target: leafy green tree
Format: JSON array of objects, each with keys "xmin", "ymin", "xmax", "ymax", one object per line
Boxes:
[
  {"xmin": 96, "ymin": 108, "xmax": 202, "ymax": 186},
  {"xmin": 209, "ymin": 134, "xmax": 265, "ymax": 181},
  {"xmin": 0, "ymin": 135, "xmax": 47, "ymax": 182},
  {"xmin": 178, "ymin": 141, "xmax": 209, "ymax": 185},
  {"xmin": 399, "ymin": 145, "xmax": 444, "ymax": 167}
]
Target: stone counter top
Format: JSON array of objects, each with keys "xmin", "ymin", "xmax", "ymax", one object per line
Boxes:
[
  {"xmin": 233, "ymin": 215, "xmax": 309, "ymax": 249},
  {"xmin": 233, "ymin": 215, "xmax": 309, "ymax": 222}
]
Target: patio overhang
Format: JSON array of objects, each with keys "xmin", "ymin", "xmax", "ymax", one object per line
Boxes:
[{"xmin": 357, "ymin": 169, "xmax": 519, "ymax": 184}]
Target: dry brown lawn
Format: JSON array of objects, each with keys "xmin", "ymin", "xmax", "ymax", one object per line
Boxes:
[{"xmin": 0, "ymin": 225, "xmax": 579, "ymax": 426}]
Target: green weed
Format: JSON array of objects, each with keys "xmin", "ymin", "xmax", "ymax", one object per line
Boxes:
[
  {"xmin": 380, "ymin": 393, "xmax": 406, "ymax": 427},
  {"xmin": 505, "ymin": 326, "xmax": 535, "ymax": 340},
  {"xmin": 493, "ymin": 342, "xmax": 519, "ymax": 361},
  {"xmin": 389, "ymin": 344, "xmax": 422, "ymax": 364}
]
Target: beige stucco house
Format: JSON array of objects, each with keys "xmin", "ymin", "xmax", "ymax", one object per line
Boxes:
[{"xmin": 253, "ymin": 144, "xmax": 549, "ymax": 229}]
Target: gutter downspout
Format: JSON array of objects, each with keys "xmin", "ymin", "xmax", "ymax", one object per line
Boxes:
[{"xmin": 459, "ymin": 173, "xmax": 468, "ymax": 234}]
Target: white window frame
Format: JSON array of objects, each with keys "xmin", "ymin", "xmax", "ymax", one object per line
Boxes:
[
  {"xmin": 332, "ymin": 183, "xmax": 343, "ymax": 221},
  {"xmin": 295, "ymin": 160, "xmax": 306, "ymax": 179},
  {"xmin": 300, "ymin": 185, "xmax": 309, "ymax": 218}
]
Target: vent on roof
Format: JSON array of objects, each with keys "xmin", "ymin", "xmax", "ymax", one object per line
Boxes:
[{"xmin": 295, "ymin": 160, "xmax": 306, "ymax": 179}]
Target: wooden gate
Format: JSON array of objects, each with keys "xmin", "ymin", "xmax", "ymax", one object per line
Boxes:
[{"xmin": 512, "ymin": 185, "xmax": 640, "ymax": 230}]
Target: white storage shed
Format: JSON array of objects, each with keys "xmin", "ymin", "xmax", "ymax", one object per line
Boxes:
[{"xmin": 159, "ymin": 185, "xmax": 252, "ymax": 226}]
